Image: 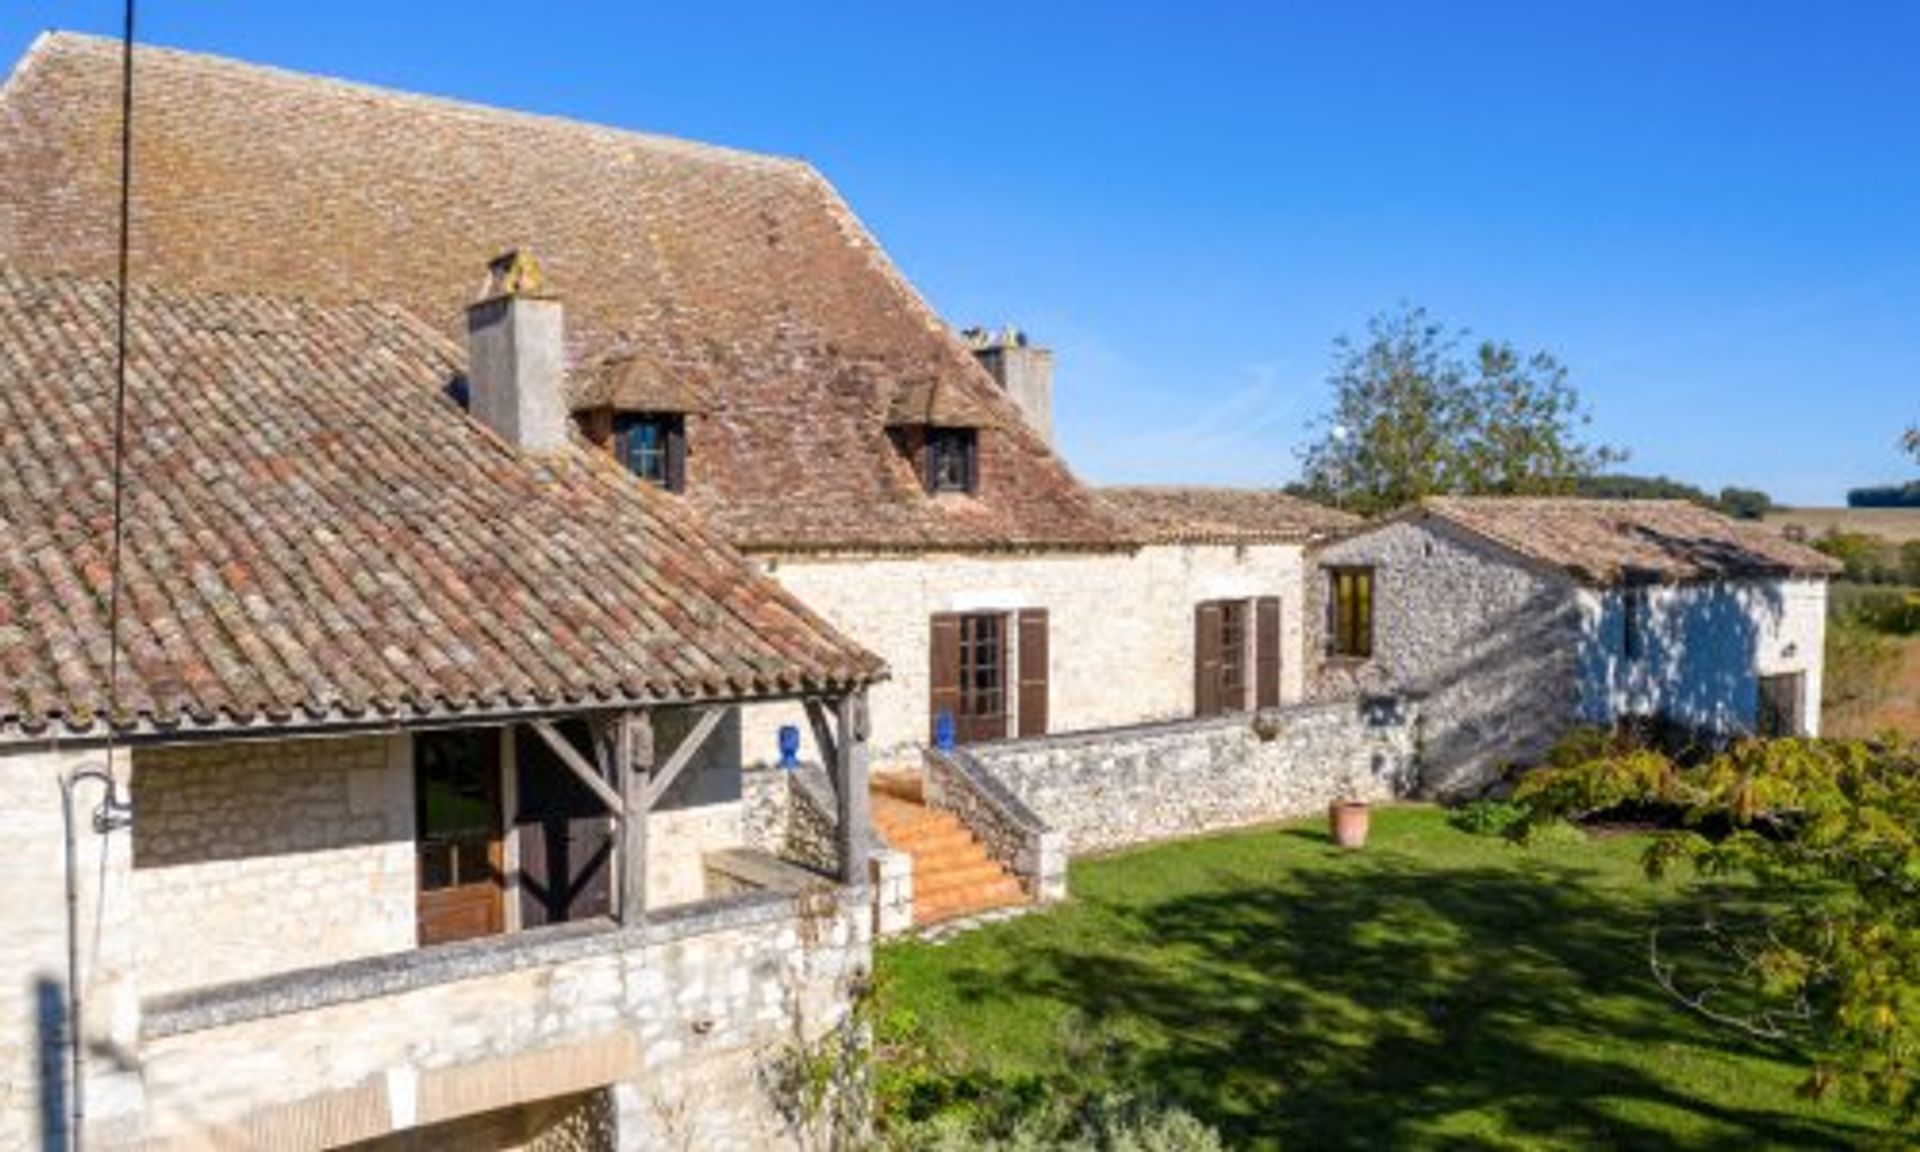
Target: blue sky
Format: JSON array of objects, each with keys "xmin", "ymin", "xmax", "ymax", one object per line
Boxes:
[{"xmin": 4, "ymin": 3, "xmax": 1916, "ymax": 505}]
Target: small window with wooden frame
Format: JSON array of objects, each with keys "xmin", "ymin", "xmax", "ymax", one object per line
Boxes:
[
  {"xmin": 1326, "ymin": 567, "xmax": 1374, "ymax": 661},
  {"xmin": 1195, "ymin": 596, "xmax": 1282, "ymax": 717},
  {"xmin": 576, "ymin": 408, "xmax": 687, "ymax": 493},
  {"xmin": 925, "ymin": 427, "xmax": 979, "ymax": 495}
]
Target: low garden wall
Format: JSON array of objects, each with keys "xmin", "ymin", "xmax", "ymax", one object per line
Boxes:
[{"xmin": 962, "ymin": 697, "xmax": 1420, "ymax": 856}]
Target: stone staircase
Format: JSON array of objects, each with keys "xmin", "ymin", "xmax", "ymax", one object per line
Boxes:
[{"xmin": 870, "ymin": 771, "xmax": 1026, "ymax": 926}]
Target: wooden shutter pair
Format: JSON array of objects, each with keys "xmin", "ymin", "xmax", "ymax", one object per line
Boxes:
[
  {"xmin": 1194, "ymin": 597, "xmax": 1281, "ymax": 716},
  {"xmin": 929, "ymin": 609, "xmax": 1048, "ymax": 744}
]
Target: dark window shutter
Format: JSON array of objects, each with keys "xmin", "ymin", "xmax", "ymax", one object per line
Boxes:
[
  {"xmin": 666, "ymin": 418, "xmax": 688, "ymax": 492},
  {"xmin": 1017, "ymin": 609, "xmax": 1049, "ymax": 738},
  {"xmin": 1255, "ymin": 596, "xmax": 1281, "ymax": 709},
  {"xmin": 1194, "ymin": 602, "xmax": 1224, "ymax": 717},
  {"xmin": 930, "ymin": 614, "xmax": 962, "ymax": 743},
  {"xmin": 577, "ymin": 407, "xmax": 615, "ymax": 451}
]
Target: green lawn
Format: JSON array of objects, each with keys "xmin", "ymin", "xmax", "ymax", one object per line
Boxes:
[{"xmin": 878, "ymin": 807, "xmax": 1899, "ymax": 1150}]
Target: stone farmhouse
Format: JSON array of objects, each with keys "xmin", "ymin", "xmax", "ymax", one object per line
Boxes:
[
  {"xmin": 0, "ymin": 31, "xmax": 1847, "ymax": 1152},
  {"xmin": 1312, "ymin": 497, "xmax": 1841, "ymax": 795}
]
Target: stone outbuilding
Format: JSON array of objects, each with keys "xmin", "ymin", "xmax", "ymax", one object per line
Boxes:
[
  {"xmin": 0, "ymin": 263, "xmax": 887, "ymax": 1151},
  {"xmin": 1308, "ymin": 497, "xmax": 1842, "ymax": 796}
]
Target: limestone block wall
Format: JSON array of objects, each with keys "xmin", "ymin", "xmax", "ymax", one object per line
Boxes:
[
  {"xmin": 1577, "ymin": 578, "xmax": 1829, "ymax": 737},
  {"xmin": 125, "ymin": 892, "xmax": 871, "ymax": 1151},
  {"xmin": 133, "ymin": 735, "xmax": 415, "ymax": 997},
  {"xmin": 963, "ymin": 700, "xmax": 1417, "ymax": 856},
  {"xmin": 742, "ymin": 542, "xmax": 1311, "ymax": 765},
  {"xmin": 1310, "ymin": 518, "xmax": 1584, "ymax": 797}
]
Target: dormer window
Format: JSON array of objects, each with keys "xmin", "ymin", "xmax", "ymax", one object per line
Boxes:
[
  {"xmin": 926, "ymin": 427, "xmax": 978, "ymax": 495},
  {"xmin": 576, "ymin": 407, "xmax": 686, "ymax": 492}
]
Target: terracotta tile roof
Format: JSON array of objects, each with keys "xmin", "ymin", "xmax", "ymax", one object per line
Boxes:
[
  {"xmin": 1416, "ymin": 497, "xmax": 1843, "ymax": 584},
  {"xmin": 1098, "ymin": 486, "xmax": 1359, "ymax": 544},
  {"xmin": 0, "ymin": 33, "xmax": 1126, "ymax": 554},
  {"xmin": 0, "ymin": 265, "xmax": 883, "ymax": 741}
]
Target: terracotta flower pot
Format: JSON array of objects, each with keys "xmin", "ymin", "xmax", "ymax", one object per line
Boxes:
[{"xmin": 1329, "ymin": 800, "xmax": 1371, "ymax": 849}]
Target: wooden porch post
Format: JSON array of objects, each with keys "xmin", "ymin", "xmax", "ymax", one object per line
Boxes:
[
  {"xmin": 833, "ymin": 689, "xmax": 872, "ymax": 884},
  {"xmin": 620, "ymin": 711, "xmax": 655, "ymax": 924}
]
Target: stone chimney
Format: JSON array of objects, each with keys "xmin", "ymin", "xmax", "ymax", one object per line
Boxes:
[
  {"xmin": 465, "ymin": 250, "xmax": 569, "ymax": 453},
  {"xmin": 966, "ymin": 326, "xmax": 1054, "ymax": 446}
]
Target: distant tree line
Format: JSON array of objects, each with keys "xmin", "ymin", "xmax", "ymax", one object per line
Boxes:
[
  {"xmin": 1574, "ymin": 474, "xmax": 1776, "ymax": 519},
  {"xmin": 1847, "ymin": 482, "xmax": 1920, "ymax": 508}
]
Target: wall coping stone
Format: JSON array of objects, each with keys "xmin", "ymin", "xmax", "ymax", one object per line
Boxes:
[
  {"xmin": 142, "ymin": 884, "xmax": 869, "ymax": 1041},
  {"xmin": 967, "ymin": 696, "xmax": 1412, "ymax": 757}
]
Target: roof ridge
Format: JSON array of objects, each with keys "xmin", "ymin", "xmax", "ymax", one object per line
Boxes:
[{"xmin": 28, "ymin": 30, "xmax": 812, "ymax": 179}]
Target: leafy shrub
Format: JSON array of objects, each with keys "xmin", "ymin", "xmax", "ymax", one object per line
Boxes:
[
  {"xmin": 1511, "ymin": 734, "xmax": 1920, "ymax": 1127},
  {"xmin": 874, "ymin": 1003, "xmax": 1224, "ymax": 1151},
  {"xmin": 1447, "ymin": 799, "xmax": 1529, "ymax": 838}
]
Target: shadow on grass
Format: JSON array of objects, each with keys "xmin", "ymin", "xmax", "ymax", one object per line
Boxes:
[{"xmin": 937, "ymin": 840, "xmax": 1884, "ymax": 1150}]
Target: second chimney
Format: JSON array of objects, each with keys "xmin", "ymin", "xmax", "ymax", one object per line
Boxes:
[
  {"xmin": 967, "ymin": 326, "xmax": 1054, "ymax": 447},
  {"xmin": 466, "ymin": 250, "xmax": 570, "ymax": 453}
]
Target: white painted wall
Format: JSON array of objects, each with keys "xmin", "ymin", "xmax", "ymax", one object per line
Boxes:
[
  {"xmin": 1577, "ymin": 578, "xmax": 1829, "ymax": 736},
  {"xmin": 743, "ymin": 542, "xmax": 1311, "ymax": 763}
]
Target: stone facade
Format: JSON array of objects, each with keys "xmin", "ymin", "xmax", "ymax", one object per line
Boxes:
[
  {"xmin": 742, "ymin": 542, "xmax": 1312, "ymax": 765},
  {"xmin": 1, "ymin": 719, "xmax": 867, "ymax": 1152},
  {"xmin": 1308, "ymin": 519, "xmax": 1833, "ymax": 797},
  {"xmin": 1310, "ymin": 518, "xmax": 1584, "ymax": 797},
  {"xmin": 961, "ymin": 700, "xmax": 1417, "ymax": 856},
  {"xmin": 132, "ymin": 736, "xmax": 416, "ymax": 996}
]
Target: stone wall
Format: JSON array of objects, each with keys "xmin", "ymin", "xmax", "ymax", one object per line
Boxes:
[
  {"xmin": 743, "ymin": 765, "xmax": 911, "ymax": 936},
  {"xmin": 1310, "ymin": 518, "xmax": 1583, "ymax": 797},
  {"xmin": 133, "ymin": 735, "xmax": 416, "ymax": 996},
  {"xmin": 741, "ymin": 542, "xmax": 1311, "ymax": 765},
  {"xmin": 963, "ymin": 699, "xmax": 1417, "ymax": 856},
  {"xmin": 122, "ymin": 890, "xmax": 871, "ymax": 1151}
]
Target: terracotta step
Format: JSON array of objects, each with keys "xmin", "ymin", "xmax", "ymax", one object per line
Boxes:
[
  {"xmin": 866, "ymin": 789, "xmax": 1030, "ymax": 926},
  {"xmin": 916, "ymin": 864, "xmax": 1018, "ymax": 898},
  {"xmin": 875, "ymin": 821, "xmax": 976, "ymax": 852},
  {"xmin": 869, "ymin": 773, "xmax": 925, "ymax": 804}
]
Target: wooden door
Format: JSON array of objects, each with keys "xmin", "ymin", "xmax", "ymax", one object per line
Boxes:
[
  {"xmin": 416, "ymin": 730, "xmax": 504, "ymax": 946},
  {"xmin": 513, "ymin": 722, "xmax": 615, "ymax": 927},
  {"xmin": 1756, "ymin": 672, "xmax": 1806, "ymax": 738}
]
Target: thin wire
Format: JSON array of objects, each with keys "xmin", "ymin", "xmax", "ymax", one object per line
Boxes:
[{"xmin": 106, "ymin": 0, "xmax": 136, "ymax": 739}]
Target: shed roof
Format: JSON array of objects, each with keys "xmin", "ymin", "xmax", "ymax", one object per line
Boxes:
[
  {"xmin": 0, "ymin": 265, "xmax": 882, "ymax": 742},
  {"xmin": 1412, "ymin": 497, "xmax": 1842, "ymax": 584}
]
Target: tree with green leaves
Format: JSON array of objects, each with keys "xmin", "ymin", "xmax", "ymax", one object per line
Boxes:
[
  {"xmin": 1513, "ymin": 734, "xmax": 1920, "ymax": 1127},
  {"xmin": 1299, "ymin": 305, "xmax": 1624, "ymax": 515}
]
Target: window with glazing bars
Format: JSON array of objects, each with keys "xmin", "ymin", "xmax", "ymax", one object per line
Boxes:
[{"xmin": 1328, "ymin": 567, "xmax": 1374, "ymax": 659}]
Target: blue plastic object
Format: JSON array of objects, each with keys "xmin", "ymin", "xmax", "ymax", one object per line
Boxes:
[
  {"xmin": 934, "ymin": 710, "xmax": 956, "ymax": 751},
  {"xmin": 777, "ymin": 724, "xmax": 802, "ymax": 768}
]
